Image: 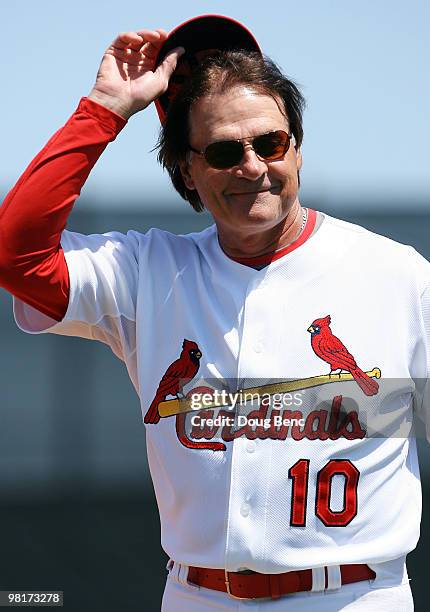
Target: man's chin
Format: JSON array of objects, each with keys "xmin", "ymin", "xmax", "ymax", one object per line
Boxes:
[
  {"xmin": 225, "ymin": 190, "xmax": 281, "ymax": 208},
  {"xmin": 229, "ymin": 201, "xmax": 285, "ymax": 225},
  {"xmin": 223, "ymin": 211, "xmax": 285, "ymax": 234}
]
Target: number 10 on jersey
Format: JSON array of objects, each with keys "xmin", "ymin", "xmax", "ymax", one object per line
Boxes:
[{"xmin": 288, "ymin": 459, "xmax": 360, "ymax": 527}]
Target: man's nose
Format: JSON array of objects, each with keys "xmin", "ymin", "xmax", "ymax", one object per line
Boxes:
[{"xmin": 234, "ymin": 146, "xmax": 268, "ymax": 179}]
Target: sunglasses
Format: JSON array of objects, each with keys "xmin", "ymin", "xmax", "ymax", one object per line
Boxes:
[{"xmin": 188, "ymin": 130, "xmax": 293, "ymax": 169}]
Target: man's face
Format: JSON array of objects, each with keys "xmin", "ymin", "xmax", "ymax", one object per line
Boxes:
[{"xmin": 180, "ymin": 86, "xmax": 302, "ymax": 235}]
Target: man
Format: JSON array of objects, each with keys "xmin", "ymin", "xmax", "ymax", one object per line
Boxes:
[{"xmin": 0, "ymin": 14, "xmax": 427, "ymax": 611}]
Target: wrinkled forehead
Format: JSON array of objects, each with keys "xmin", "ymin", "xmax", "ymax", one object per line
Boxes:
[
  {"xmin": 188, "ymin": 87, "xmax": 290, "ymax": 141},
  {"xmin": 188, "ymin": 87, "xmax": 289, "ymax": 123}
]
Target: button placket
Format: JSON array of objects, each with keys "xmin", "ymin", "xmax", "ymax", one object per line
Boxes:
[
  {"xmin": 253, "ymin": 341, "xmax": 263, "ymax": 353},
  {"xmin": 240, "ymin": 502, "xmax": 251, "ymax": 517}
]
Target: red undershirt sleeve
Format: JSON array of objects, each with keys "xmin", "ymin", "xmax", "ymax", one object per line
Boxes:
[{"xmin": 0, "ymin": 97, "xmax": 127, "ymax": 321}]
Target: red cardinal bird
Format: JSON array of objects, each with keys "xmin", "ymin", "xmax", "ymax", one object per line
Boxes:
[
  {"xmin": 144, "ymin": 339, "xmax": 202, "ymax": 424},
  {"xmin": 307, "ymin": 315, "xmax": 379, "ymax": 396}
]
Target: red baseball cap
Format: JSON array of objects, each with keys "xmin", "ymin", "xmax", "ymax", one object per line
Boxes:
[{"xmin": 154, "ymin": 14, "xmax": 261, "ymax": 123}]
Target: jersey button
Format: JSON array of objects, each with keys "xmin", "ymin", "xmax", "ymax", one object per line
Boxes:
[
  {"xmin": 246, "ymin": 441, "xmax": 255, "ymax": 453},
  {"xmin": 254, "ymin": 342, "xmax": 263, "ymax": 353},
  {"xmin": 240, "ymin": 502, "xmax": 251, "ymax": 517}
]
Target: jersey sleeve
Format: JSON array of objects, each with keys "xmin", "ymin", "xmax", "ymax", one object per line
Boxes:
[
  {"xmin": 0, "ymin": 97, "xmax": 127, "ymax": 321},
  {"xmin": 13, "ymin": 228, "xmax": 140, "ymax": 389}
]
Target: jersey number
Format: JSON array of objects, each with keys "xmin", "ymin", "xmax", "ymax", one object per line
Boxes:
[{"xmin": 288, "ymin": 459, "xmax": 359, "ymax": 527}]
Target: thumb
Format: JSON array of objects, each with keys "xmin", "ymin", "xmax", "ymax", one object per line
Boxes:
[{"xmin": 156, "ymin": 46, "xmax": 185, "ymax": 83}]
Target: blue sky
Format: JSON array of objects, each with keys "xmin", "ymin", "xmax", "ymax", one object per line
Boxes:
[{"xmin": 2, "ymin": 0, "xmax": 429, "ymax": 210}]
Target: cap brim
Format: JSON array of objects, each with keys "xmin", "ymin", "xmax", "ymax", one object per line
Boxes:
[{"xmin": 154, "ymin": 14, "xmax": 261, "ymax": 123}]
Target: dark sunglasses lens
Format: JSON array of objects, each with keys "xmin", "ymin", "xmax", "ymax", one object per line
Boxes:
[
  {"xmin": 204, "ymin": 140, "xmax": 244, "ymax": 169},
  {"xmin": 254, "ymin": 131, "xmax": 290, "ymax": 160}
]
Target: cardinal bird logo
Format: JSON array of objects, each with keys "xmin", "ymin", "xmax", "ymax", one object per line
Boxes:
[
  {"xmin": 144, "ymin": 339, "xmax": 202, "ymax": 425},
  {"xmin": 307, "ymin": 315, "xmax": 379, "ymax": 396}
]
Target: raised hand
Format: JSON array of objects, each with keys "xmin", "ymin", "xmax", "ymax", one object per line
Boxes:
[{"xmin": 88, "ymin": 29, "xmax": 184, "ymax": 119}]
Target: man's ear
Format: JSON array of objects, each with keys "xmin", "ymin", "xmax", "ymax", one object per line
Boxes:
[
  {"xmin": 295, "ymin": 146, "xmax": 303, "ymax": 171},
  {"xmin": 179, "ymin": 159, "xmax": 196, "ymax": 190}
]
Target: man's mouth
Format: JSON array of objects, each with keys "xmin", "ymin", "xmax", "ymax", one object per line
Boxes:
[{"xmin": 227, "ymin": 186, "xmax": 280, "ymax": 196}]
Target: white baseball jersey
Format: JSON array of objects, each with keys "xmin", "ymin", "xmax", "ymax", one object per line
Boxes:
[{"xmin": 13, "ymin": 210, "xmax": 430, "ymax": 585}]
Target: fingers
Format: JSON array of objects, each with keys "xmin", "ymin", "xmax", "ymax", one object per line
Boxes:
[
  {"xmin": 155, "ymin": 46, "xmax": 185, "ymax": 82},
  {"xmin": 111, "ymin": 28, "xmax": 167, "ymax": 52},
  {"xmin": 105, "ymin": 39, "xmax": 169, "ymax": 67},
  {"xmin": 135, "ymin": 28, "xmax": 168, "ymax": 51},
  {"xmin": 112, "ymin": 31, "xmax": 144, "ymax": 51},
  {"xmin": 140, "ymin": 41, "xmax": 161, "ymax": 60},
  {"xmin": 106, "ymin": 46, "xmax": 152, "ymax": 66},
  {"xmin": 136, "ymin": 28, "xmax": 167, "ymax": 41}
]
